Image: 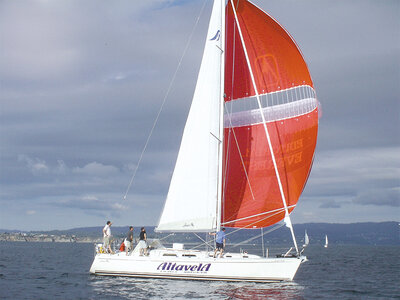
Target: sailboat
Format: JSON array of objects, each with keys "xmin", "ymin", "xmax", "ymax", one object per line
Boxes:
[
  {"xmin": 303, "ymin": 230, "xmax": 310, "ymax": 248},
  {"xmin": 324, "ymin": 235, "xmax": 328, "ymax": 248},
  {"xmin": 90, "ymin": 0, "xmax": 319, "ymax": 282}
]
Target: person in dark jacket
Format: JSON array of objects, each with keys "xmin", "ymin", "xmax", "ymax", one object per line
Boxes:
[
  {"xmin": 138, "ymin": 227, "xmax": 148, "ymax": 256},
  {"xmin": 124, "ymin": 226, "xmax": 134, "ymax": 255}
]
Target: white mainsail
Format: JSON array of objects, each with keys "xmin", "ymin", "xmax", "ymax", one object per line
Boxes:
[
  {"xmin": 324, "ymin": 235, "xmax": 328, "ymax": 248},
  {"xmin": 156, "ymin": 0, "xmax": 224, "ymax": 232}
]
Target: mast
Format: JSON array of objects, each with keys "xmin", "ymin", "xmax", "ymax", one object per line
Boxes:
[
  {"xmin": 229, "ymin": 0, "xmax": 299, "ymax": 253},
  {"xmin": 216, "ymin": 0, "xmax": 226, "ymax": 232}
]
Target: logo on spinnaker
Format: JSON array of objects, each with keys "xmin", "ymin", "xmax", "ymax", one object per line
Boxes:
[{"xmin": 210, "ymin": 30, "xmax": 221, "ymax": 41}]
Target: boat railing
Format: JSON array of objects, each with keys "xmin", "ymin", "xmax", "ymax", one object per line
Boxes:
[{"xmin": 284, "ymin": 247, "xmax": 294, "ymax": 257}]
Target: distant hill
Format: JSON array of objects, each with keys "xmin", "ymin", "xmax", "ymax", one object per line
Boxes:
[{"xmin": 1, "ymin": 222, "xmax": 398, "ymax": 245}]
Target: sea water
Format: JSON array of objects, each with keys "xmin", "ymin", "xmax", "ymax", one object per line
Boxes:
[{"xmin": 0, "ymin": 242, "xmax": 399, "ymax": 299}]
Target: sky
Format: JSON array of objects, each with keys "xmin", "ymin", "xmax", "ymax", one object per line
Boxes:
[{"xmin": 0, "ymin": 0, "xmax": 399, "ymax": 231}]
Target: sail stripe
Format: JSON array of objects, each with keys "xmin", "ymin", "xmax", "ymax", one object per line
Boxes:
[
  {"xmin": 225, "ymin": 97, "xmax": 317, "ymax": 128},
  {"xmin": 225, "ymin": 85, "xmax": 316, "ymax": 113}
]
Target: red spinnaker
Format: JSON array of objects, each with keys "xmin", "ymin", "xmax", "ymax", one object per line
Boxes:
[{"xmin": 222, "ymin": 0, "xmax": 319, "ymax": 228}]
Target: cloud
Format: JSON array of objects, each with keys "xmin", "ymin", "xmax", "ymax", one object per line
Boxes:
[
  {"xmin": 18, "ymin": 155, "xmax": 49, "ymax": 174},
  {"xmin": 81, "ymin": 195, "xmax": 99, "ymax": 202},
  {"xmin": 112, "ymin": 203, "xmax": 126, "ymax": 211},
  {"xmin": 304, "ymin": 146, "xmax": 400, "ymax": 207},
  {"xmin": 52, "ymin": 194, "xmax": 127, "ymax": 213},
  {"xmin": 56, "ymin": 160, "xmax": 68, "ymax": 174},
  {"xmin": 319, "ymin": 201, "xmax": 342, "ymax": 209},
  {"xmin": 72, "ymin": 162, "xmax": 120, "ymax": 176},
  {"xmin": 353, "ymin": 188, "xmax": 400, "ymax": 207},
  {"xmin": 17, "ymin": 155, "xmax": 120, "ymax": 178}
]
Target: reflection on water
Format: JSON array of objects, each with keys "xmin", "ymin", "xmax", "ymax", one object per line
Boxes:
[
  {"xmin": 217, "ymin": 282, "xmax": 304, "ymax": 300},
  {"xmin": 88, "ymin": 276, "xmax": 305, "ymax": 300}
]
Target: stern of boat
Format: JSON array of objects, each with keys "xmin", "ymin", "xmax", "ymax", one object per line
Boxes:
[{"xmin": 90, "ymin": 243, "xmax": 107, "ymax": 274}]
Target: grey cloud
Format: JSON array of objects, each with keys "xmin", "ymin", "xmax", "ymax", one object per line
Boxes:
[
  {"xmin": 353, "ymin": 188, "xmax": 400, "ymax": 207},
  {"xmin": 319, "ymin": 201, "xmax": 342, "ymax": 209},
  {"xmin": 18, "ymin": 155, "xmax": 49, "ymax": 175},
  {"xmin": 303, "ymin": 147, "xmax": 400, "ymax": 208},
  {"xmin": 72, "ymin": 162, "xmax": 120, "ymax": 176},
  {"xmin": 51, "ymin": 195, "xmax": 128, "ymax": 212}
]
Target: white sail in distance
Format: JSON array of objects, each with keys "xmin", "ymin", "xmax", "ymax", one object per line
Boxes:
[{"xmin": 303, "ymin": 230, "xmax": 309, "ymax": 247}]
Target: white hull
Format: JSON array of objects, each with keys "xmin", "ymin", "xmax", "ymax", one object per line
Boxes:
[{"xmin": 90, "ymin": 247, "xmax": 305, "ymax": 282}]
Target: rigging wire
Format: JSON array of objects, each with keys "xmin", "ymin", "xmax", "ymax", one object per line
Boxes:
[
  {"xmin": 123, "ymin": 0, "xmax": 209, "ymax": 201},
  {"xmin": 188, "ymin": 211, "xmax": 285, "ymax": 251},
  {"xmin": 230, "ymin": 223, "xmax": 284, "ymax": 249},
  {"xmin": 224, "ymin": 103, "xmax": 256, "ymax": 202}
]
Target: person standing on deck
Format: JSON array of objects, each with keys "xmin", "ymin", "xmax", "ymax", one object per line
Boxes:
[
  {"xmin": 102, "ymin": 221, "xmax": 113, "ymax": 254},
  {"xmin": 209, "ymin": 228, "xmax": 226, "ymax": 258},
  {"xmin": 138, "ymin": 227, "xmax": 148, "ymax": 256},
  {"xmin": 124, "ymin": 226, "xmax": 134, "ymax": 255}
]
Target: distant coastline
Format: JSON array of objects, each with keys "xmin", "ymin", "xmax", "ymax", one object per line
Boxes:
[
  {"xmin": 0, "ymin": 232, "xmax": 99, "ymax": 243},
  {"xmin": 1, "ymin": 221, "xmax": 398, "ymax": 245}
]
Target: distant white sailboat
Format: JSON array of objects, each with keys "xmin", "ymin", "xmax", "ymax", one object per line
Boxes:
[
  {"xmin": 303, "ymin": 230, "xmax": 309, "ymax": 248},
  {"xmin": 324, "ymin": 235, "xmax": 328, "ymax": 248}
]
